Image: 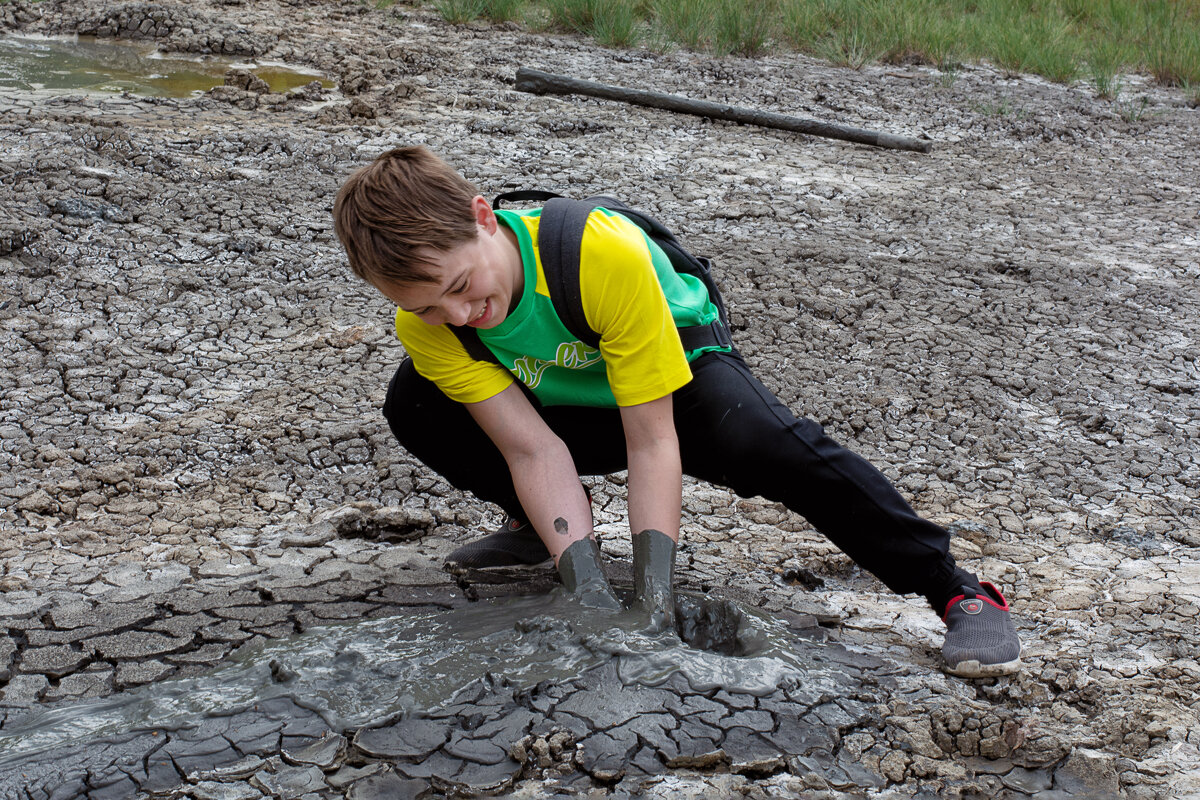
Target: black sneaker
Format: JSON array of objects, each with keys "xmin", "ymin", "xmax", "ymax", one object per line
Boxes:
[
  {"xmin": 444, "ymin": 516, "xmax": 551, "ymax": 570},
  {"xmin": 941, "ymin": 581, "xmax": 1022, "ymax": 677}
]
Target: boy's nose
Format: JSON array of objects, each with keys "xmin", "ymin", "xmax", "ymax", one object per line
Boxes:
[{"xmin": 445, "ymin": 300, "xmax": 473, "ymax": 327}]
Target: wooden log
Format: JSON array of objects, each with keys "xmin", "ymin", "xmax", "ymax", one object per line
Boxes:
[{"xmin": 514, "ymin": 67, "xmax": 932, "ymax": 154}]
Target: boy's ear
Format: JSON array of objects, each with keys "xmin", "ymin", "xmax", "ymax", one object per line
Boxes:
[{"xmin": 471, "ymin": 195, "xmax": 497, "ymax": 234}]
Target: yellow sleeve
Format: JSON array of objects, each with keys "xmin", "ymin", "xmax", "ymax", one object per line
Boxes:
[
  {"xmin": 577, "ymin": 211, "xmax": 693, "ymax": 406},
  {"xmin": 394, "ymin": 309, "xmax": 514, "ymax": 404}
]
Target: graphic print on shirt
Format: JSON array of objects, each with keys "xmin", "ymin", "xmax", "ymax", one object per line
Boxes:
[{"xmin": 511, "ymin": 340, "xmax": 603, "ymax": 389}]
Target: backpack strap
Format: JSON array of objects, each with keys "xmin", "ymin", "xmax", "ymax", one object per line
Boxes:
[
  {"xmin": 539, "ymin": 198, "xmax": 732, "ymax": 352},
  {"xmin": 540, "ymin": 197, "xmax": 603, "ymax": 349},
  {"xmin": 493, "ymin": 190, "xmax": 562, "ymax": 209},
  {"xmin": 448, "ymin": 324, "xmax": 504, "ymax": 367}
]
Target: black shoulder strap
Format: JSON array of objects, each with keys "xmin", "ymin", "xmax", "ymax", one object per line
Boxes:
[
  {"xmin": 493, "ymin": 192, "xmax": 733, "ymax": 359},
  {"xmin": 448, "ymin": 324, "xmax": 503, "ymax": 367},
  {"xmin": 493, "ymin": 190, "xmax": 562, "ymax": 209},
  {"xmin": 540, "ymin": 197, "xmax": 602, "ymax": 349},
  {"xmin": 539, "ymin": 196, "xmax": 733, "ymax": 353}
]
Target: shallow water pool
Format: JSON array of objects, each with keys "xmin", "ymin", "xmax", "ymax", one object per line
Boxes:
[{"xmin": 0, "ymin": 35, "xmax": 331, "ymax": 97}]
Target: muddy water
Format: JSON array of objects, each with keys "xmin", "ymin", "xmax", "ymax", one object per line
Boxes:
[
  {"xmin": 0, "ymin": 592, "xmax": 832, "ymax": 764},
  {"xmin": 0, "ymin": 35, "xmax": 329, "ymax": 96}
]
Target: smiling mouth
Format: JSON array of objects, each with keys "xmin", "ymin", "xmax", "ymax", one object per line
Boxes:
[{"xmin": 467, "ymin": 300, "xmax": 490, "ymax": 326}]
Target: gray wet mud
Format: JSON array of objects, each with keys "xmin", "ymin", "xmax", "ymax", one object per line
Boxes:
[
  {"xmin": 2, "ymin": 0, "xmax": 1199, "ymax": 797},
  {"xmin": 0, "ymin": 593, "xmax": 879, "ymax": 798}
]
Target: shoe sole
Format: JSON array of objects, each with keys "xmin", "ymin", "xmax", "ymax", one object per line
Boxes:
[{"xmin": 944, "ymin": 657, "xmax": 1022, "ymax": 678}]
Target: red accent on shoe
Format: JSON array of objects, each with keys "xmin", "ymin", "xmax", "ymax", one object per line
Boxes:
[{"xmin": 941, "ymin": 581, "xmax": 1010, "ymax": 622}]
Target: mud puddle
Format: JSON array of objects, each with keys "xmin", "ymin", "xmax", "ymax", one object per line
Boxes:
[
  {"xmin": 0, "ymin": 591, "xmax": 834, "ymax": 764},
  {"xmin": 0, "ymin": 35, "xmax": 329, "ymax": 96}
]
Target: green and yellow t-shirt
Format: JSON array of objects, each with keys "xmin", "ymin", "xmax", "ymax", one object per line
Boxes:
[{"xmin": 394, "ymin": 207, "xmax": 727, "ymax": 408}]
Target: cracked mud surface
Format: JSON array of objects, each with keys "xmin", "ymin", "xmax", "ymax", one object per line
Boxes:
[{"xmin": 2, "ymin": 0, "xmax": 1199, "ymax": 797}]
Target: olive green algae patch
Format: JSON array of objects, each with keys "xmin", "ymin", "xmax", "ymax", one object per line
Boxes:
[{"xmin": 0, "ymin": 35, "xmax": 332, "ymax": 97}]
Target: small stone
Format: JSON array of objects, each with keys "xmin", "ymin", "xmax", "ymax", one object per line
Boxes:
[
  {"xmin": 508, "ymin": 736, "xmax": 530, "ymax": 764},
  {"xmin": 16, "ymin": 488, "xmax": 55, "ymax": 512}
]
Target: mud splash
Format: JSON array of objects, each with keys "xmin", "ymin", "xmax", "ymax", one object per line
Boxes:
[
  {"xmin": 0, "ymin": 592, "xmax": 833, "ymax": 765},
  {"xmin": 0, "ymin": 35, "xmax": 329, "ymax": 96}
]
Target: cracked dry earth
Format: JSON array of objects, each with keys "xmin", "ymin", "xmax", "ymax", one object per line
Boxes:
[{"xmin": 2, "ymin": 0, "xmax": 1199, "ymax": 798}]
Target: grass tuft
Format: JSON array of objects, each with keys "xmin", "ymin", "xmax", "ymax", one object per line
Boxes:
[
  {"xmin": 543, "ymin": 0, "xmax": 594, "ymax": 32},
  {"xmin": 1117, "ymin": 95, "xmax": 1152, "ymax": 122},
  {"xmin": 779, "ymin": 0, "xmax": 830, "ymax": 48},
  {"xmin": 1086, "ymin": 41, "xmax": 1128, "ymax": 99},
  {"xmin": 591, "ymin": 0, "xmax": 642, "ymax": 47},
  {"xmin": 481, "ymin": 0, "xmax": 526, "ymax": 22},
  {"xmin": 434, "ymin": 0, "xmax": 486, "ymax": 23},
  {"xmin": 818, "ymin": 28, "xmax": 882, "ymax": 70},
  {"xmin": 651, "ymin": 0, "xmax": 714, "ymax": 51},
  {"xmin": 712, "ymin": 0, "xmax": 775, "ymax": 56}
]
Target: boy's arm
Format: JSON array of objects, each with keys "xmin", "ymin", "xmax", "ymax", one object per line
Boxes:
[
  {"xmin": 620, "ymin": 394, "xmax": 681, "ymax": 542},
  {"xmin": 464, "ymin": 382, "xmax": 593, "ymax": 563}
]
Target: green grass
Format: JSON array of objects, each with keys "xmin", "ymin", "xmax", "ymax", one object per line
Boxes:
[
  {"xmin": 428, "ymin": 0, "xmax": 1200, "ymax": 94},
  {"xmin": 1117, "ymin": 94, "xmax": 1153, "ymax": 120},
  {"xmin": 712, "ymin": 0, "xmax": 775, "ymax": 56},
  {"xmin": 652, "ymin": 0, "xmax": 714, "ymax": 51},
  {"xmin": 433, "ymin": 0, "xmax": 487, "ymax": 23},
  {"xmin": 480, "ymin": 0, "xmax": 525, "ymax": 22}
]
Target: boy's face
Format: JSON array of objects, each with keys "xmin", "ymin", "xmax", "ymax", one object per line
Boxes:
[{"xmin": 376, "ymin": 196, "xmax": 523, "ymax": 329}]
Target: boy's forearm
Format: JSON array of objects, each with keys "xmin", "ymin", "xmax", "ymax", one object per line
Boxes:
[
  {"xmin": 626, "ymin": 438, "xmax": 681, "ymax": 542},
  {"xmin": 464, "ymin": 384, "xmax": 593, "ymax": 564},
  {"xmin": 505, "ymin": 440, "xmax": 594, "ymax": 564},
  {"xmin": 621, "ymin": 394, "xmax": 681, "ymax": 542}
]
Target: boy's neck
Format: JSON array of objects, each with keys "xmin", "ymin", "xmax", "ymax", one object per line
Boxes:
[{"xmin": 499, "ymin": 219, "xmax": 524, "ymax": 314}]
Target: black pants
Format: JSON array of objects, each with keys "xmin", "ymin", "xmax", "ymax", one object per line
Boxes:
[{"xmin": 384, "ymin": 350, "xmax": 967, "ymax": 608}]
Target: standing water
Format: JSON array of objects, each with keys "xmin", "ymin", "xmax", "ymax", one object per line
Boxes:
[{"xmin": 0, "ymin": 35, "xmax": 331, "ymax": 96}]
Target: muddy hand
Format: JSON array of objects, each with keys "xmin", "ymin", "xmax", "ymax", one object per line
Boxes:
[
  {"xmin": 557, "ymin": 537, "xmax": 622, "ymax": 611},
  {"xmin": 632, "ymin": 529, "xmax": 677, "ymax": 631}
]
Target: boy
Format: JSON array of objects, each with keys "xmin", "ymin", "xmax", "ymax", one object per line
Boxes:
[{"xmin": 333, "ymin": 146, "xmax": 1021, "ymax": 677}]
